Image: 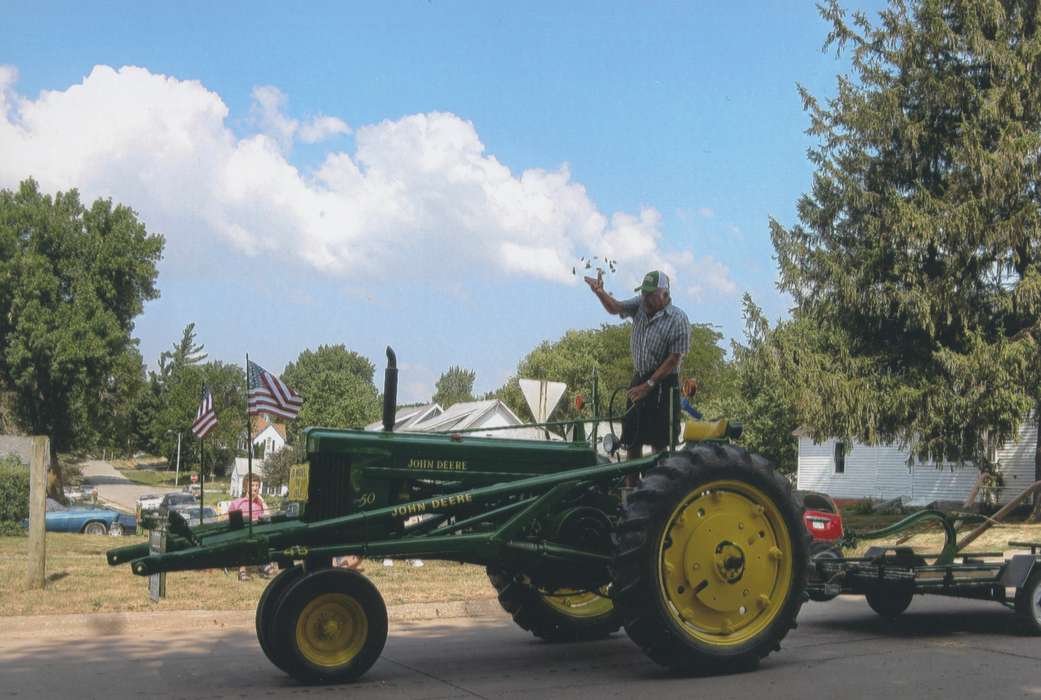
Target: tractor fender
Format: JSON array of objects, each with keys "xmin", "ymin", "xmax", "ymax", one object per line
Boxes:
[{"xmin": 999, "ymin": 555, "xmax": 1040, "ymax": 588}]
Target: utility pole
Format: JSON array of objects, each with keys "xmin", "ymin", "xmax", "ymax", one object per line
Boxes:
[
  {"xmin": 167, "ymin": 431, "xmax": 183, "ymax": 487},
  {"xmin": 175, "ymin": 431, "xmax": 182, "ymax": 487}
]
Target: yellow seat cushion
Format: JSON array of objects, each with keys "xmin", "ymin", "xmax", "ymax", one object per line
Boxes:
[{"xmin": 682, "ymin": 419, "xmax": 728, "ymax": 442}]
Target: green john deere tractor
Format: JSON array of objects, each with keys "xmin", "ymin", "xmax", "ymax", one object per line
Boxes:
[{"xmin": 108, "ymin": 348, "xmax": 808, "ymax": 683}]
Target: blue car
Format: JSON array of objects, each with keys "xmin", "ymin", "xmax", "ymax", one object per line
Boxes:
[{"xmin": 22, "ymin": 498, "xmax": 138, "ymax": 536}]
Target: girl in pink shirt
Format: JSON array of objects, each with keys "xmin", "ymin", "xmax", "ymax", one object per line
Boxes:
[{"xmin": 234, "ymin": 475, "xmax": 269, "ymax": 580}]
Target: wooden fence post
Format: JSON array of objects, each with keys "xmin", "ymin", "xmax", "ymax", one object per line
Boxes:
[{"xmin": 26, "ymin": 435, "xmax": 49, "ymax": 590}]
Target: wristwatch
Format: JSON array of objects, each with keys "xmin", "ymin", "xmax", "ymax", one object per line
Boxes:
[{"xmin": 645, "ymin": 378, "xmax": 656, "ymax": 388}]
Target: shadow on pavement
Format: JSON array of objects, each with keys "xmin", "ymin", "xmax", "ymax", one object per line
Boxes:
[{"xmin": 809, "ymin": 601, "xmax": 1024, "ymax": 638}]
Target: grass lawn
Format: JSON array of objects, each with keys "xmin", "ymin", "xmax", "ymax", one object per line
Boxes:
[
  {"xmin": 113, "ymin": 466, "xmax": 179, "ymax": 488},
  {"xmin": 114, "ymin": 464, "xmax": 231, "ymax": 495},
  {"xmin": 0, "ymin": 533, "xmax": 496, "ymax": 617}
]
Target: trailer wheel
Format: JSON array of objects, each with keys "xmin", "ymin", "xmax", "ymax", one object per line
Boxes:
[
  {"xmin": 256, "ymin": 564, "xmax": 304, "ymax": 671},
  {"xmin": 865, "ymin": 587, "xmax": 913, "ymax": 618},
  {"xmin": 1014, "ymin": 568, "xmax": 1041, "ymax": 634},
  {"xmin": 807, "ymin": 541, "xmax": 843, "ymax": 602},
  {"xmin": 272, "ymin": 568, "xmax": 388, "ymax": 684},
  {"xmin": 611, "ymin": 445, "xmax": 808, "ymax": 672},
  {"xmin": 486, "ymin": 567, "xmax": 621, "ymax": 641}
]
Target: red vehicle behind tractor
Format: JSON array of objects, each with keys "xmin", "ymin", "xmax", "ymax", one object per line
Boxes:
[{"xmin": 796, "ymin": 490, "xmax": 846, "ymax": 602}]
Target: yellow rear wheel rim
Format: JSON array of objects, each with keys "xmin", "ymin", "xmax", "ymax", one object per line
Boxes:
[
  {"xmin": 657, "ymin": 479, "xmax": 793, "ymax": 646},
  {"xmin": 295, "ymin": 592, "xmax": 367, "ymax": 668},
  {"xmin": 542, "ymin": 587, "xmax": 614, "ymax": 619}
]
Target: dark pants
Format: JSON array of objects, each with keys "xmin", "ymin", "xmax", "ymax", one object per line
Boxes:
[{"xmin": 620, "ymin": 373, "xmax": 680, "ymax": 450}]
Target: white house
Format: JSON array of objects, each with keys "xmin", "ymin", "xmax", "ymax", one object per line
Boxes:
[
  {"xmin": 366, "ymin": 403, "xmax": 444, "ymax": 432},
  {"xmin": 366, "ymin": 400, "xmax": 552, "ymax": 440},
  {"xmin": 231, "ymin": 415, "xmax": 289, "ymax": 497},
  {"xmin": 796, "ymin": 418, "xmax": 1038, "ymax": 506}
]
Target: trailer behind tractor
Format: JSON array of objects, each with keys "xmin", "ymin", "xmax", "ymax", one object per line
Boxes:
[{"xmin": 806, "ymin": 507, "xmax": 1041, "ymax": 631}]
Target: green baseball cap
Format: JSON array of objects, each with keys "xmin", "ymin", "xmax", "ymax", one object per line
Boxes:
[{"xmin": 635, "ymin": 270, "xmax": 670, "ymax": 294}]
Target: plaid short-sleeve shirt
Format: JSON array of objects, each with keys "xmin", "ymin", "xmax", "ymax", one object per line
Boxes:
[{"xmin": 619, "ymin": 297, "xmax": 691, "ymax": 377}]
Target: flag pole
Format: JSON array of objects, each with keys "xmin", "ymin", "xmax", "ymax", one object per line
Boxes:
[
  {"xmin": 246, "ymin": 353, "xmax": 253, "ymax": 536},
  {"xmin": 199, "ymin": 435, "xmax": 205, "ymax": 524}
]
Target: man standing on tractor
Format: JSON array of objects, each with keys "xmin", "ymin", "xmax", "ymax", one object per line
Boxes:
[{"xmin": 584, "ymin": 269, "xmax": 690, "ymax": 470}]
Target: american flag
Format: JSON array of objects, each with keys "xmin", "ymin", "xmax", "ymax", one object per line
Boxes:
[
  {"xmin": 191, "ymin": 387, "xmax": 218, "ymax": 439},
  {"xmin": 247, "ymin": 359, "xmax": 303, "ymax": 420}
]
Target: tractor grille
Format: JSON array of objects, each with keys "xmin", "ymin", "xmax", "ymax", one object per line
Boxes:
[{"xmin": 304, "ymin": 452, "xmax": 353, "ymax": 523}]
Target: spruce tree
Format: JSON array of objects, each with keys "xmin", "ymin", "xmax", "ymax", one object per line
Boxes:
[{"xmin": 772, "ymin": 0, "xmax": 1041, "ymax": 469}]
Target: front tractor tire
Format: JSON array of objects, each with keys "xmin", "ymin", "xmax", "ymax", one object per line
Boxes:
[
  {"xmin": 271, "ymin": 568, "xmax": 388, "ymax": 684},
  {"xmin": 256, "ymin": 564, "xmax": 304, "ymax": 671},
  {"xmin": 611, "ymin": 445, "xmax": 808, "ymax": 673},
  {"xmin": 487, "ymin": 567, "xmax": 621, "ymax": 642}
]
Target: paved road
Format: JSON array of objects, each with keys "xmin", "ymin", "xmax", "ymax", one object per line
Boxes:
[
  {"xmin": 80, "ymin": 459, "xmax": 177, "ymax": 512},
  {"xmin": 2, "ymin": 595, "xmax": 1039, "ymax": 699}
]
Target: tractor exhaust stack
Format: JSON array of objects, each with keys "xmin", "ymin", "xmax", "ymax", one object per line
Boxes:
[{"xmin": 382, "ymin": 346, "xmax": 398, "ymax": 432}]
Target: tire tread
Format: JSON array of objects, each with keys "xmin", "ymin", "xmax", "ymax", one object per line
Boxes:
[{"xmin": 610, "ymin": 444, "xmax": 809, "ymax": 672}]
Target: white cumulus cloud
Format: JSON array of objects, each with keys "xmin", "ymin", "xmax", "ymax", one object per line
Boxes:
[
  {"xmin": 299, "ymin": 115, "xmax": 350, "ymax": 143},
  {"xmin": 0, "ymin": 64, "xmax": 735, "ymax": 296},
  {"xmin": 250, "ymin": 85, "xmax": 350, "ymax": 150},
  {"xmin": 687, "ymin": 255, "xmax": 738, "ymax": 300}
]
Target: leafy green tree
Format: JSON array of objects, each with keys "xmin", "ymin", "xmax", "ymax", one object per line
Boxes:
[
  {"xmin": 158, "ymin": 323, "xmax": 207, "ymax": 380},
  {"xmin": 283, "ymin": 345, "xmax": 376, "ymax": 385},
  {"xmin": 0, "ymin": 179, "xmax": 163, "ymax": 452},
  {"xmin": 263, "ymin": 442, "xmax": 305, "ymax": 492},
  {"xmin": 73, "ymin": 344, "xmax": 151, "ymax": 456},
  {"xmin": 0, "ymin": 458, "xmax": 31, "ymax": 526},
  {"xmin": 714, "ymin": 296, "xmax": 800, "ymax": 474},
  {"xmin": 492, "ymin": 326, "xmax": 623, "ymax": 425},
  {"xmin": 281, "ymin": 345, "xmax": 380, "ymax": 439},
  {"xmin": 682, "ymin": 325, "xmax": 734, "ymax": 410},
  {"xmin": 492, "ymin": 322, "xmax": 730, "ymax": 425},
  {"xmin": 432, "ymin": 366, "xmax": 476, "ymax": 407},
  {"xmin": 149, "ymin": 361, "xmax": 245, "ymax": 477},
  {"xmin": 771, "ymin": 1, "xmax": 1041, "ymax": 470},
  {"xmin": 199, "ymin": 362, "xmax": 247, "ymax": 477}
]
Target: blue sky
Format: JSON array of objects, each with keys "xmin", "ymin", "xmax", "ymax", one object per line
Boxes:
[{"xmin": 1, "ymin": 1, "xmax": 883, "ymax": 401}]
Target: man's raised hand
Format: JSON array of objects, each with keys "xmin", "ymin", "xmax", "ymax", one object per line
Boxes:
[{"xmin": 583, "ymin": 269, "xmax": 604, "ymax": 293}]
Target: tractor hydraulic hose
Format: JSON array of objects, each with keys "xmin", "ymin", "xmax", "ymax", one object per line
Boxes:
[{"xmin": 846, "ymin": 509, "xmax": 959, "ymax": 566}]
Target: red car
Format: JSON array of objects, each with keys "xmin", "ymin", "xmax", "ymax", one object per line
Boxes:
[
  {"xmin": 798, "ymin": 490, "xmax": 844, "ymax": 542},
  {"xmin": 796, "ymin": 490, "xmax": 845, "ymax": 602}
]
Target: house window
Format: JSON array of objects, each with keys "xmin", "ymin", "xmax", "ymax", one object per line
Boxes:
[{"xmin": 834, "ymin": 441, "xmax": 846, "ymax": 474}]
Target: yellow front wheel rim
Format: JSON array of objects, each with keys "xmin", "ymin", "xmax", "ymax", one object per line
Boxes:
[
  {"xmin": 542, "ymin": 587, "xmax": 614, "ymax": 619},
  {"xmin": 296, "ymin": 593, "xmax": 368, "ymax": 668},
  {"xmin": 658, "ymin": 479, "xmax": 793, "ymax": 646}
]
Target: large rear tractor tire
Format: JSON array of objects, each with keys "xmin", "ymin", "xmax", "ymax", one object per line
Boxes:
[
  {"xmin": 256, "ymin": 564, "xmax": 304, "ymax": 671},
  {"xmin": 272, "ymin": 568, "xmax": 388, "ymax": 684},
  {"xmin": 487, "ymin": 567, "xmax": 621, "ymax": 642},
  {"xmin": 611, "ymin": 445, "xmax": 808, "ymax": 673}
]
